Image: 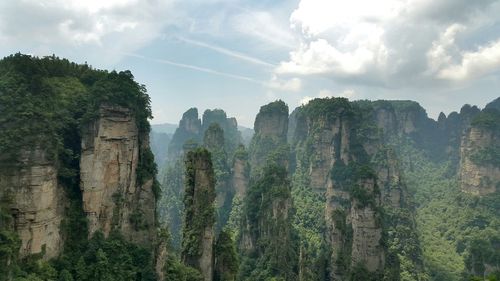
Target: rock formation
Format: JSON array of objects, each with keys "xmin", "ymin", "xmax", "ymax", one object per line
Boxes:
[
  {"xmin": 0, "ymin": 54, "xmax": 163, "ymax": 279},
  {"xmin": 80, "ymin": 105, "xmax": 157, "ymax": 247},
  {"xmin": 202, "ymin": 109, "xmax": 242, "ymax": 156},
  {"xmin": 231, "ymin": 145, "xmax": 249, "ymax": 199},
  {"xmin": 162, "ymin": 108, "xmax": 243, "ymax": 243},
  {"xmin": 238, "ymin": 100, "xmax": 297, "ymax": 280},
  {"xmin": 459, "ymin": 108, "xmax": 500, "ymax": 195},
  {"xmin": 203, "ymin": 123, "xmax": 233, "ymax": 230},
  {"xmin": 249, "ymin": 100, "xmax": 289, "ymax": 172},
  {"xmin": 289, "ymin": 98, "xmax": 425, "ymax": 279},
  {"xmin": 168, "ymin": 108, "xmax": 202, "ymax": 161},
  {"xmin": 0, "ymin": 148, "xmax": 65, "ymax": 259},
  {"xmin": 182, "ymin": 148, "xmax": 216, "ymax": 281}
]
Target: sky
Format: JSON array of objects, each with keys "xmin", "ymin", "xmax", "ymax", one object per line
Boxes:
[{"xmin": 1, "ymin": 0, "xmax": 500, "ymax": 127}]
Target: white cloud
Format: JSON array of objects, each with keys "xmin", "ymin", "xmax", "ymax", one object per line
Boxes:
[
  {"xmin": 290, "ymin": 0, "xmax": 402, "ymax": 36},
  {"xmin": 427, "ymin": 24, "xmax": 466, "ymax": 74},
  {"xmin": 277, "ymin": 0, "xmax": 500, "ymax": 86},
  {"xmin": 267, "ymin": 75, "xmax": 302, "ymax": 92},
  {"xmin": 0, "ymin": 0, "xmax": 175, "ymax": 64},
  {"xmin": 62, "ymin": 0, "xmax": 139, "ymax": 13},
  {"xmin": 277, "ymin": 38, "xmax": 388, "ymax": 76},
  {"xmin": 438, "ymin": 39, "xmax": 500, "ymax": 80},
  {"xmin": 231, "ymin": 11, "xmax": 297, "ymax": 49}
]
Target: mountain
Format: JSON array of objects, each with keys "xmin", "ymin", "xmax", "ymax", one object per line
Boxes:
[
  {"xmin": 0, "ymin": 54, "xmax": 163, "ymax": 280},
  {"xmin": 1, "ymin": 53, "xmax": 499, "ymax": 281}
]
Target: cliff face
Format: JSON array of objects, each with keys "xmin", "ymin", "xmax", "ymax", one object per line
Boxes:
[
  {"xmin": 182, "ymin": 148, "xmax": 216, "ymax": 281},
  {"xmin": 231, "ymin": 147, "xmax": 249, "ymax": 199},
  {"xmin": 289, "ymin": 98, "xmax": 384, "ymax": 278},
  {"xmin": 80, "ymin": 105, "xmax": 156, "ymax": 246},
  {"xmin": 374, "ymin": 148, "xmax": 405, "ymax": 209},
  {"xmin": 254, "ymin": 109, "xmax": 288, "ymax": 141},
  {"xmin": 0, "ymin": 149, "xmax": 65, "ymax": 259},
  {"xmin": 290, "ymin": 98, "xmax": 429, "ymax": 279},
  {"xmin": 203, "ymin": 124, "xmax": 233, "ymax": 230},
  {"xmin": 238, "ymin": 101, "xmax": 297, "ymax": 280},
  {"xmin": 459, "ymin": 122, "xmax": 500, "ymax": 196},
  {"xmin": 202, "ymin": 109, "xmax": 242, "ymax": 156},
  {"xmin": 350, "ymin": 179, "xmax": 384, "ymax": 271},
  {"xmin": 0, "ymin": 55, "xmax": 163, "ymax": 280},
  {"xmin": 250, "ymin": 101, "xmax": 289, "ymax": 172}
]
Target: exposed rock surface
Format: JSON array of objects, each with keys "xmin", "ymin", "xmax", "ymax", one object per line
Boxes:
[
  {"xmin": 80, "ymin": 105, "xmax": 156, "ymax": 247},
  {"xmin": 350, "ymin": 180, "xmax": 384, "ymax": 271},
  {"xmin": 460, "ymin": 126, "xmax": 500, "ymax": 195},
  {"xmin": 374, "ymin": 148, "xmax": 405, "ymax": 209},
  {"xmin": 250, "ymin": 101, "xmax": 289, "ymax": 172},
  {"xmin": 290, "ymin": 98, "xmax": 386, "ymax": 278},
  {"xmin": 0, "ymin": 149, "xmax": 65, "ymax": 259},
  {"xmin": 253, "ymin": 103, "xmax": 288, "ymax": 142},
  {"xmin": 232, "ymin": 153, "xmax": 249, "ymax": 199}
]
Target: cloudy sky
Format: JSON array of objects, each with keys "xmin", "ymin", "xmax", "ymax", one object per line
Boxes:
[{"xmin": 1, "ymin": 0, "xmax": 500, "ymax": 127}]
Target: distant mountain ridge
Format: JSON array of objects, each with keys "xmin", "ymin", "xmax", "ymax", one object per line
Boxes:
[{"xmin": 151, "ymin": 122, "xmax": 178, "ymax": 134}]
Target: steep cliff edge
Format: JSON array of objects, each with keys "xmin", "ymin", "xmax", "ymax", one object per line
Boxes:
[
  {"xmin": 459, "ymin": 108, "xmax": 500, "ymax": 195},
  {"xmin": 80, "ymin": 105, "xmax": 156, "ymax": 246}
]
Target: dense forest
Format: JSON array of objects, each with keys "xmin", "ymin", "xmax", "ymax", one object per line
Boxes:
[{"xmin": 0, "ymin": 54, "xmax": 499, "ymax": 281}]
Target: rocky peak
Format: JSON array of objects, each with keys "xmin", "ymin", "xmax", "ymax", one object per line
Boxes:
[
  {"xmin": 250, "ymin": 101, "xmax": 289, "ymax": 172},
  {"xmin": 168, "ymin": 108, "xmax": 202, "ymax": 160},
  {"xmin": 237, "ymin": 100, "xmax": 297, "ymax": 280},
  {"xmin": 181, "ymin": 107, "xmax": 202, "ymax": 135},
  {"xmin": 202, "ymin": 109, "xmax": 242, "ymax": 156},
  {"xmin": 253, "ymin": 100, "xmax": 289, "ymax": 141},
  {"xmin": 202, "ymin": 109, "xmax": 228, "ymax": 132}
]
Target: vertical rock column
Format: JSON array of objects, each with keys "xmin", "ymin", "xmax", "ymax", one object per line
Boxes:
[
  {"xmin": 80, "ymin": 105, "xmax": 156, "ymax": 246},
  {"xmin": 182, "ymin": 148, "xmax": 216, "ymax": 281},
  {"xmin": 460, "ymin": 125, "xmax": 500, "ymax": 196}
]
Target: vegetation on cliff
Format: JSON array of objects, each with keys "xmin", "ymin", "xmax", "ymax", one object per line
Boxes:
[
  {"xmin": 0, "ymin": 54, "xmax": 159, "ymax": 280},
  {"xmin": 3, "ymin": 53, "xmax": 500, "ymax": 281}
]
